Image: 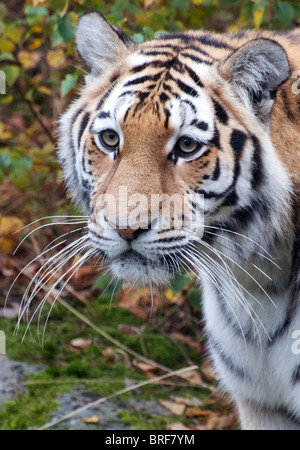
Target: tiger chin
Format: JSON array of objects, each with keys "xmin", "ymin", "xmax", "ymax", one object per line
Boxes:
[{"xmin": 58, "ymin": 12, "xmax": 300, "ymax": 430}]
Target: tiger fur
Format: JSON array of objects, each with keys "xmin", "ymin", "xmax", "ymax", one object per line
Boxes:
[{"xmin": 58, "ymin": 12, "xmax": 300, "ymax": 429}]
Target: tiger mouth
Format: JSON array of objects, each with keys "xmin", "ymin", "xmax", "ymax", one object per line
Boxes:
[
  {"xmin": 108, "ymin": 248, "xmax": 179, "ymax": 284},
  {"xmin": 115, "ymin": 249, "xmax": 151, "ymax": 266}
]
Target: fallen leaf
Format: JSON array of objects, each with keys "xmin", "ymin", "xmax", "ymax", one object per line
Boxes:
[
  {"xmin": 82, "ymin": 416, "xmax": 99, "ymax": 424},
  {"xmin": 135, "ymin": 361, "xmax": 159, "ymax": 372},
  {"xmin": 46, "ymin": 49, "xmax": 66, "ymax": 68},
  {"xmin": 18, "ymin": 50, "xmax": 40, "ymax": 69},
  {"xmin": 185, "ymin": 407, "xmax": 213, "ymax": 417},
  {"xmin": 128, "ymin": 305, "xmax": 148, "ymax": 320},
  {"xmin": 101, "ymin": 347, "xmax": 114, "ymax": 357},
  {"xmin": 119, "ymin": 287, "xmax": 149, "ymax": 308},
  {"xmin": 159, "ymin": 400, "xmax": 185, "ymax": 416},
  {"xmin": 70, "ymin": 338, "xmax": 92, "ymax": 349},
  {"xmin": 170, "ymin": 395, "xmax": 204, "ymax": 408},
  {"xmin": 170, "ymin": 332, "xmax": 202, "ymax": 352},
  {"xmin": 178, "ymin": 369, "xmax": 203, "ymax": 385},
  {"xmin": 0, "ymin": 215, "xmax": 24, "ymax": 253}
]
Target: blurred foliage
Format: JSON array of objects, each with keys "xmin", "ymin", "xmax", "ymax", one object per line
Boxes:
[{"xmin": 0, "ymin": 0, "xmax": 299, "ymax": 210}]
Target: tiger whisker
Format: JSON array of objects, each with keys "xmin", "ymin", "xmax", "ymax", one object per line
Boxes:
[
  {"xmin": 14, "ymin": 215, "xmax": 89, "ymax": 234},
  {"xmin": 42, "ymin": 226, "xmax": 88, "ymax": 253},
  {"xmin": 187, "ymin": 229, "xmax": 277, "ymax": 310},
  {"xmin": 202, "ymin": 230, "xmax": 273, "ymax": 281},
  {"xmin": 21, "ymin": 242, "xmax": 93, "ymax": 342},
  {"xmin": 41, "ymin": 248, "xmax": 97, "ymax": 345},
  {"xmin": 14, "ymin": 219, "xmax": 88, "ymax": 255},
  {"xmin": 19, "ymin": 235, "xmax": 89, "ymax": 313},
  {"xmin": 17, "ymin": 236, "xmax": 90, "ymax": 331},
  {"xmin": 202, "ymin": 224, "xmax": 281, "ymax": 268},
  {"xmin": 177, "ymin": 248, "xmax": 250, "ymax": 352},
  {"xmin": 185, "ymin": 243, "xmax": 269, "ymax": 347}
]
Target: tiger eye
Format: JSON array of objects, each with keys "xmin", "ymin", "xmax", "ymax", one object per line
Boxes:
[
  {"xmin": 178, "ymin": 136, "xmax": 198, "ymax": 154},
  {"xmin": 100, "ymin": 129, "xmax": 119, "ymax": 149}
]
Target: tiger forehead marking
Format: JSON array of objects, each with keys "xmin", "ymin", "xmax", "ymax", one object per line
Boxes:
[
  {"xmin": 92, "ymin": 47, "xmax": 215, "ymax": 133},
  {"xmin": 58, "ymin": 12, "xmax": 300, "ymax": 430}
]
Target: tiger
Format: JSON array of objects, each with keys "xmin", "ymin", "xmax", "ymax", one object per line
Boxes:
[{"xmin": 58, "ymin": 12, "xmax": 300, "ymax": 430}]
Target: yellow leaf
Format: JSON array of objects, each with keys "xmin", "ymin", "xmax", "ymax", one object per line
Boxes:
[
  {"xmin": 254, "ymin": 7, "xmax": 265, "ymax": 29},
  {"xmin": 165, "ymin": 289, "xmax": 178, "ymax": 301},
  {"xmin": 37, "ymin": 86, "xmax": 52, "ymax": 96},
  {"xmin": 46, "ymin": 49, "xmax": 66, "ymax": 68},
  {"xmin": 0, "ymin": 94, "xmax": 13, "ymax": 105},
  {"xmin": 18, "ymin": 51, "xmax": 40, "ymax": 69},
  {"xmin": 0, "ymin": 215, "xmax": 24, "ymax": 236},
  {"xmin": 0, "ymin": 38, "xmax": 15, "ymax": 53},
  {"xmin": 4, "ymin": 25, "xmax": 22, "ymax": 44},
  {"xmin": 0, "ymin": 122, "xmax": 13, "ymax": 140},
  {"xmin": 82, "ymin": 416, "xmax": 99, "ymax": 424},
  {"xmin": 27, "ymin": 38, "xmax": 43, "ymax": 51},
  {"xmin": 0, "ymin": 238, "xmax": 15, "ymax": 254},
  {"xmin": 0, "ymin": 215, "xmax": 24, "ymax": 254},
  {"xmin": 31, "ymin": 25, "xmax": 43, "ymax": 33}
]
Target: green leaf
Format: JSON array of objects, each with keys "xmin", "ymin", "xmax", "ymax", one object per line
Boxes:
[
  {"xmin": 186, "ymin": 289, "xmax": 202, "ymax": 311},
  {"xmin": 0, "ymin": 53, "xmax": 15, "ymax": 61},
  {"xmin": 56, "ymin": 15, "xmax": 74, "ymax": 43},
  {"xmin": 275, "ymin": 2, "xmax": 294, "ymax": 25},
  {"xmin": 131, "ymin": 33, "xmax": 144, "ymax": 44},
  {"xmin": 170, "ymin": 272, "xmax": 191, "ymax": 293},
  {"xmin": 1, "ymin": 65, "xmax": 20, "ymax": 86},
  {"xmin": 154, "ymin": 30, "xmax": 168, "ymax": 38},
  {"xmin": 143, "ymin": 26, "xmax": 154, "ymax": 40},
  {"xmin": 9, "ymin": 166, "xmax": 31, "ymax": 190},
  {"xmin": 19, "ymin": 156, "xmax": 33, "ymax": 171},
  {"xmin": 61, "ymin": 73, "xmax": 78, "ymax": 96},
  {"xmin": 93, "ymin": 273, "xmax": 112, "ymax": 290},
  {"xmin": 25, "ymin": 5, "xmax": 49, "ymax": 24},
  {"xmin": 32, "ymin": 171, "xmax": 47, "ymax": 188},
  {"xmin": 0, "ymin": 152, "xmax": 11, "ymax": 171}
]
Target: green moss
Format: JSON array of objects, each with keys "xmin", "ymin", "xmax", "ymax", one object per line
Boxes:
[
  {"xmin": 0, "ymin": 383, "xmax": 66, "ymax": 430},
  {"xmin": 117, "ymin": 410, "xmax": 189, "ymax": 431}
]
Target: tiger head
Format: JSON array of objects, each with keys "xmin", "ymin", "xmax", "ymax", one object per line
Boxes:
[{"xmin": 59, "ymin": 13, "xmax": 291, "ymax": 286}]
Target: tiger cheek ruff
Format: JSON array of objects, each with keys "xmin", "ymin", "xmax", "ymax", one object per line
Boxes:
[{"xmin": 58, "ymin": 12, "xmax": 300, "ymax": 430}]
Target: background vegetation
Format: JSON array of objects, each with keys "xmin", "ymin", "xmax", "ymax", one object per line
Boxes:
[{"xmin": 0, "ymin": 0, "xmax": 299, "ymax": 431}]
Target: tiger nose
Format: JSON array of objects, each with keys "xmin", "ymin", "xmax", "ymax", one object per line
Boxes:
[{"xmin": 107, "ymin": 221, "xmax": 149, "ymax": 241}]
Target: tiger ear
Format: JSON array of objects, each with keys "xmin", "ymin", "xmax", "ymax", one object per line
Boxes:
[
  {"xmin": 219, "ymin": 38, "xmax": 290, "ymax": 122},
  {"xmin": 76, "ymin": 12, "xmax": 134, "ymax": 79}
]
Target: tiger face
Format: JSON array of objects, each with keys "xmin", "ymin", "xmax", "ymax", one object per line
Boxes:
[{"xmin": 59, "ymin": 12, "xmax": 291, "ymax": 286}]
